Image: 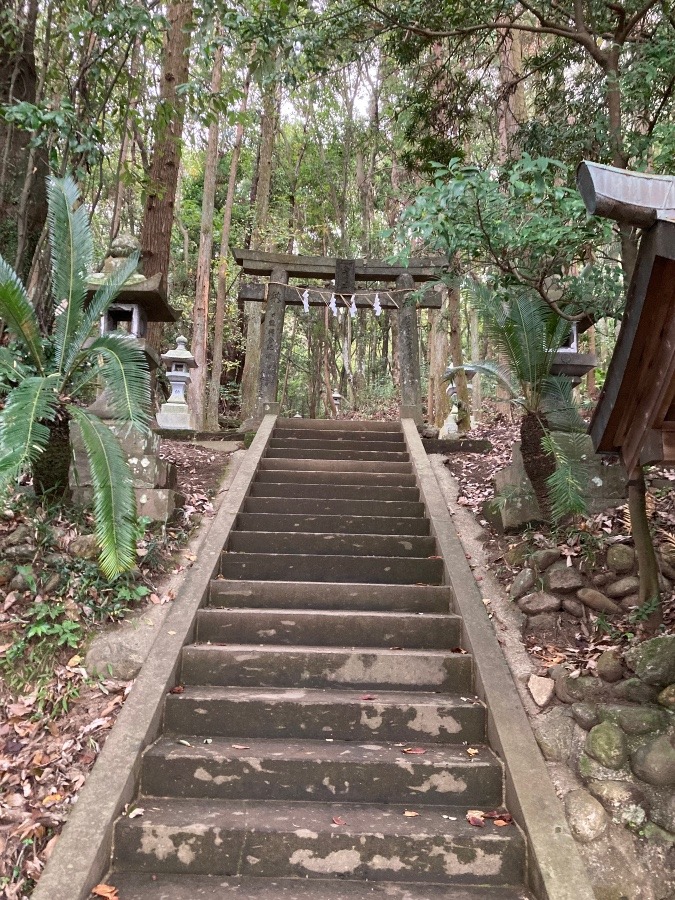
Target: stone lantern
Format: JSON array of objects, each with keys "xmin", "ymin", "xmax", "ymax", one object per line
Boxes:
[
  {"xmin": 156, "ymin": 336, "xmax": 197, "ymax": 430},
  {"xmin": 87, "ymin": 234, "xmax": 178, "ymax": 370}
]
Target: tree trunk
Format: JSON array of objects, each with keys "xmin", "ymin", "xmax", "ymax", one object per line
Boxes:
[
  {"xmin": 205, "ymin": 69, "xmax": 251, "ymax": 431},
  {"xmin": 520, "ymin": 412, "xmax": 555, "ymax": 521},
  {"xmin": 469, "ymin": 306, "xmax": 482, "ymax": 422},
  {"xmin": 628, "ymin": 468, "xmax": 662, "ymax": 632},
  {"xmin": 140, "ymin": 0, "xmax": 193, "ymax": 358},
  {"xmin": 428, "ymin": 307, "xmax": 450, "ymax": 428},
  {"xmin": 448, "ymin": 286, "xmax": 470, "ymax": 432},
  {"xmin": 32, "ymin": 412, "xmax": 71, "ymax": 499},
  {"xmin": 0, "ymin": 0, "xmax": 48, "ymax": 281},
  {"xmin": 240, "ymin": 77, "xmax": 278, "ymax": 422},
  {"xmin": 190, "ymin": 44, "xmax": 223, "ymax": 431}
]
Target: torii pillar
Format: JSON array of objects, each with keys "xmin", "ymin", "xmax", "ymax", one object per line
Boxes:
[
  {"xmin": 396, "ymin": 271, "xmax": 423, "ymax": 424},
  {"xmin": 257, "ymin": 266, "xmax": 289, "ymax": 417}
]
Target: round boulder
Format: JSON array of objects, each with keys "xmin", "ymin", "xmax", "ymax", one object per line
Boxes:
[
  {"xmin": 572, "ymin": 702, "xmax": 600, "ymax": 731},
  {"xmin": 595, "ymin": 650, "xmax": 624, "ymax": 683},
  {"xmin": 657, "ymin": 684, "xmax": 675, "ymax": 711},
  {"xmin": 586, "ymin": 721, "xmax": 628, "ymax": 770},
  {"xmin": 624, "ymin": 635, "xmax": 675, "ymax": 688},
  {"xmin": 605, "ymin": 576, "xmax": 641, "ymax": 599},
  {"xmin": 607, "ymin": 544, "xmax": 636, "ymax": 574},
  {"xmin": 531, "ymin": 548, "xmax": 561, "ymax": 571},
  {"xmin": 562, "ymin": 598, "xmax": 585, "ymax": 618},
  {"xmin": 564, "ymin": 790, "xmax": 608, "ymax": 843},
  {"xmin": 544, "ymin": 564, "xmax": 584, "ymax": 594},
  {"xmin": 631, "ymin": 735, "xmax": 675, "ymax": 787},
  {"xmin": 518, "ymin": 591, "xmax": 561, "ymax": 615},
  {"xmin": 577, "ymin": 588, "xmax": 622, "ymax": 616},
  {"xmin": 510, "ymin": 567, "xmax": 536, "ymax": 600},
  {"xmin": 586, "ymin": 779, "xmax": 646, "ymax": 815},
  {"xmin": 69, "ymin": 533, "xmax": 100, "ymax": 561}
]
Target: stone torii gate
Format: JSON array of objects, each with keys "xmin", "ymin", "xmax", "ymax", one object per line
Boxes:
[{"xmin": 232, "ymin": 249, "xmax": 448, "ymax": 423}]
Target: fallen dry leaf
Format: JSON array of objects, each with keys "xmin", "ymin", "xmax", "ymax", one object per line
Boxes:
[
  {"xmin": 332, "ymin": 816, "xmax": 347, "ymax": 826},
  {"xmin": 169, "ymin": 685, "xmax": 185, "ymax": 694},
  {"xmin": 403, "ymin": 810, "xmax": 420, "ymax": 817},
  {"xmin": 360, "ymin": 694, "xmax": 377, "ymax": 701},
  {"xmin": 91, "ymin": 885, "xmax": 119, "ymax": 899},
  {"xmin": 466, "ymin": 747, "xmax": 479, "ymax": 757},
  {"xmin": 231, "ymin": 744, "xmax": 250, "ymax": 750},
  {"xmin": 402, "ymin": 747, "xmax": 426, "ymax": 754}
]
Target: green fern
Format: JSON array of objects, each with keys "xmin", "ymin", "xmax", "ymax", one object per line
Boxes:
[
  {"xmin": 47, "ymin": 177, "xmax": 93, "ymax": 374},
  {"xmin": 68, "ymin": 407, "xmax": 137, "ymax": 579},
  {"xmin": 541, "ymin": 432, "xmax": 588, "ymax": 522},
  {"xmin": 0, "ymin": 258, "xmax": 46, "ymax": 373},
  {"xmin": 0, "ymin": 174, "xmax": 151, "ymax": 579},
  {"xmin": 0, "ymin": 376, "xmax": 59, "ymax": 492}
]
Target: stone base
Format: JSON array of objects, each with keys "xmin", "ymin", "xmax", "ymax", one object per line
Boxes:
[
  {"xmin": 135, "ymin": 488, "xmax": 183, "ymax": 522},
  {"xmin": 400, "ymin": 404, "xmax": 423, "ymax": 424},
  {"xmin": 156, "ymin": 402, "xmax": 195, "ymax": 431},
  {"xmin": 489, "ymin": 435, "xmax": 627, "ymax": 532},
  {"xmin": 69, "ymin": 422, "xmax": 180, "ymax": 522}
]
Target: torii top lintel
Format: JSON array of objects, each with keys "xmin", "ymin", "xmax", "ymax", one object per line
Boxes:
[{"xmin": 232, "ymin": 249, "xmax": 449, "ymax": 284}]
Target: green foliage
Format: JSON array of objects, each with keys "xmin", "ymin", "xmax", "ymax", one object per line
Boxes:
[
  {"xmin": 0, "ymin": 175, "xmax": 151, "ymax": 579},
  {"xmin": 397, "ymin": 155, "xmax": 623, "ymax": 321}
]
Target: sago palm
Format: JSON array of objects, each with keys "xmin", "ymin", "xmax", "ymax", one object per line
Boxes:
[
  {"xmin": 446, "ymin": 281, "xmax": 586, "ymax": 521},
  {"xmin": 0, "ymin": 175, "xmax": 151, "ymax": 578}
]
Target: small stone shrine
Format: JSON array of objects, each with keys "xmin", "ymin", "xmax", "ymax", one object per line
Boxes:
[{"xmin": 69, "ymin": 235, "xmax": 182, "ymax": 521}]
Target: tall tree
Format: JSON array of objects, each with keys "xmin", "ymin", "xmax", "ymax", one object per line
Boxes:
[
  {"xmin": 141, "ymin": 0, "xmax": 193, "ymax": 357},
  {"xmin": 191, "ymin": 43, "xmax": 224, "ymax": 430}
]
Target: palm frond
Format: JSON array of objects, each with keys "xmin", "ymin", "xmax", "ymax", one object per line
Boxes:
[
  {"xmin": 0, "ymin": 376, "xmax": 59, "ymax": 493},
  {"xmin": 62, "ymin": 253, "xmax": 140, "ymax": 376},
  {"xmin": 445, "ymin": 360, "xmax": 520, "ymax": 401},
  {"xmin": 0, "ymin": 347, "xmax": 28, "ymax": 393},
  {"xmin": 74, "ymin": 333, "xmax": 151, "ymax": 430},
  {"xmin": 541, "ymin": 375, "xmax": 586, "ymax": 432},
  {"xmin": 67, "ymin": 406, "xmax": 137, "ymax": 579},
  {"xmin": 541, "ymin": 432, "xmax": 588, "ymax": 522},
  {"xmin": 47, "ymin": 176, "xmax": 93, "ymax": 373},
  {"xmin": 0, "ymin": 256, "xmax": 46, "ymax": 373}
]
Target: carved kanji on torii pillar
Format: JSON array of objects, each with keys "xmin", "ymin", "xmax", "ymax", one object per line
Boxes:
[{"xmin": 232, "ymin": 249, "xmax": 448, "ymax": 424}]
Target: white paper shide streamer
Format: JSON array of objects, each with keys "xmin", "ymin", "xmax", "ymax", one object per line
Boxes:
[
  {"xmin": 373, "ymin": 292, "xmax": 382, "ymax": 316},
  {"xmin": 349, "ymin": 294, "xmax": 357, "ymax": 318},
  {"xmin": 329, "ymin": 293, "xmax": 338, "ymax": 317},
  {"xmin": 301, "ymin": 289, "xmax": 310, "ymax": 313}
]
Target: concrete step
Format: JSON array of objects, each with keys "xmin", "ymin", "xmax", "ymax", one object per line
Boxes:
[
  {"xmin": 275, "ymin": 427, "xmax": 405, "ymax": 443},
  {"xmin": 269, "ymin": 438, "xmax": 407, "ymax": 454},
  {"xmin": 141, "ymin": 736, "xmax": 502, "ymax": 807},
  {"xmin": 266, "ymin": 448, "xmax": 409, "ymax": 462},
  {"xmin": 109, "ymin": 873, "xmax": 532, "ymax": 899},
  {"xmin": 259, "ymin": 458, "xmax": 412, "ymax": 474},
  {"xmin": 226, "ymin": 532, "xmax": 436, "ymax": 559},
  {"xmin": 235, "ymin": 513, "xmax": 430, "ymax": 536},
  {"xmin": 113, "ymin": 798, "xmax": 525, "ymax": 883},
  {"xmin": 208, "ymin": 581, "xmax": 453, "ymax": 614},
  {"xmin": 181, "ymin": 645, "xmax": 471, "ymax": 692},
  {"xmin": 220, "ymin": 553, "xmax": 444, "ymax": 584},
  {"xmin": 256, "ymin": 470, "xmax": 417, "ymax": 487},
  {"xmin": 243, "ymin": 497, "xmax": 426, "ymax": 518},
  {"xmin": 164, "ymin": 686, "xmax": 485, "ymax": 743},
  {"xmin": 277, "ymin": 418, "xmax": 402, "ymax": 433},
  {"xmin": 195, "ymin": 608, "xmax": 460, "ymax": 649},
  {"xmin": 249, "ymin": 483, "xmax": 419, "ymax": 501}
]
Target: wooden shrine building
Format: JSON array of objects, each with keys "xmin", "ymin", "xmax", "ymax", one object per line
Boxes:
[
  {"xmin": 577, "ymin": 162, "xmax": 675, "ymax": 473},
  {"xmin": 232, "ymin": 249, "xmax": 448, "ymax": 423}
]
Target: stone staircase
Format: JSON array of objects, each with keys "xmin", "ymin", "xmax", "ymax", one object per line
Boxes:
[{"xmin": 107, "ymin": 418, "xmax": 531, "ymax": 899}]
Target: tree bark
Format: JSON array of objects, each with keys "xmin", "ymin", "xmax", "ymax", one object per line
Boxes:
[
  {"xmin": 0, "ymin": 0, "xmax": 48, "ymax": 281},
  {"xmin": 190, "ymin": 44, "xmax": 223, "ymax": 430},
  {"xmin": 240, "ymin": 76, "xmax": 279, "ymax": 422},
  {"xmin": 469, "ymin": 306, "xmax": 482, "ymax": 422},
  {"xmin": 140, "ymin": 0, "xmax": 193, "ymax": 357},
  {"xmin": 205, "ymin": 69, "xmax": 251, "ymax": 431},
  {"xmin": 628, "ymin": 468, "xmax": 662, "ymax": 632}
]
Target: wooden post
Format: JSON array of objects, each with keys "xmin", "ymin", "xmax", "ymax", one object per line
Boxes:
[
  {"xmin": 257, "ymin": 266, "xmax": 288, "ymax": 415},
  {"xmin": 397, "ymin": 272, "xmax": 423, "ymax": 423}
]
